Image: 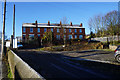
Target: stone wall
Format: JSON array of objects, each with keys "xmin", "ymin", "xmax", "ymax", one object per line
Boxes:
[
  {"xmin": 7, "ymin": 50, "xmax": 45, "ymax": 80},
  {"xmin": 109, "ymin": 45, "xmax": 117, "ymax": 50},
  {"xmin": 91, "ymin": 36, "xmax": 120, "ymax": 42}
]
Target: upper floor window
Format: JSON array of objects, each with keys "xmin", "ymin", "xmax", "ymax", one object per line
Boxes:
[
  {"xmin": 69, "ymin": 35, "xmax": 72, "ymax": 39},
  {"xmin": 57, "ymin": 28, "xmax": 59, "ymax": 33},
  {"xmin": 44, "ymin": 28, "xmax": 47, "ymax": 32},
  {"xmin": 23, "ymin": 28, "xmax": 26, "ymax": 33},
  {"xmin": 75, "ymin": 35, "xmax": 77, "ymax": 39},
  {"xmin": 56, "ymin": 35, "xmax": 60, "ymax": 40},
  {"xmin": 75, "ymin": 29, "xmax": 77, "ymax": 33},
  {"xmin": 30, "ymin": 28, "xmax": 33, "ymax": 33},
  {"xmin": 79, "ymin": 29, "xmax": 82, "ymax": 33},
  {"xmin": 38, "ymin": 28, "xmax": 40, "ymax": 32},
  {"xmin": 51, "ymin": 28, "xmax": 53, "ymax": 32},
  {"xmin": 69, "ymin": 29, "xmax": 71, "ymax": 33},
  {"xmin": 79, "ymin": 35, "xmax": 83, "ymax": 39}
]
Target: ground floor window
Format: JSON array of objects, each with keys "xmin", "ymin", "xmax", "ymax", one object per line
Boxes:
[
  {"xmin": 79, "ymin": 35, "xmax": 83, "ymax": 39},
  {"xmin": 75, "ymin": 35, "xmax": 77, "ymax": 39},
  {"xmin": 64, "ymin": 35, "xmax": 66, "ymax": 40},
  {"xmin": 69, "ymin": 35, "xmax": 72, "ymax": 39},
  {"xmin": 56, "ymin": 35, "xmax": 60, "ymax": 40},
  {"xmin": 38, "ymin": 34, "xmax": 40, "ymax": 37},
  {"xmin": 23, "ymin": 34, "xmax": 26, "ymax": 40},
  {"xmin": 29, "ymin": 34, "xmax": 34, "ymax": 40}
]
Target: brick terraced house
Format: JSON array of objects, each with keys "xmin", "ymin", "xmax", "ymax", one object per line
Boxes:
[{"xmin": 22, "ymin": 21, "xmax": 85, "ymax": 43}]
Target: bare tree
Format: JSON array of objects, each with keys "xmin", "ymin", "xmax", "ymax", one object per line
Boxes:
[
  {"xmin": 60, "ymin": 17, "xmax": 69, "ymax": 46},
  {"xmin": 88, "ymin": 10, "xmax": 118, "ymax": 39},
  {"xmin": 61, "ymin": 17, "xmax": 68, "ymax": 25},
  {"xmin": 88, "ymin": 15, "xmax": 101, "ymax": 37},
  {"xmin": 104, "ymin": 10, "xmax": 118, "ymax": 43}
]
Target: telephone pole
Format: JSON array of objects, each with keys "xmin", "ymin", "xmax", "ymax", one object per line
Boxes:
[
  {"xmin": 1, "ymin": 0, "xmax": 6, "ymax": 57},
  {"xmin": 13, "ymin": 4, "xmax": 15, "ymax": 39}
]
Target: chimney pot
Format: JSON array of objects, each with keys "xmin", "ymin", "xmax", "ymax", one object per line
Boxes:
[
  {"xmin": 35, "ymin": 20, "xmax": 38, "ymax": 27},
  {"xmin": 60, "ymin": 21, "xmax": 62, "ymax": 25},
  {"xmin": 80, "ymin": 23, "xmax": 82, "ymax": 27},
  {"xmin": 70, "ymin": 22, "xmax": 72, "ymax": 26},
  {"xmin": 48, "ymin": 21, "xmax": 50, "ymax": 26}
]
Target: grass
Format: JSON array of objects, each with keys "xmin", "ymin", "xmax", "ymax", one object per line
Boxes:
[
  {"xmin": 2, "ymin": 55, "xmax": 13, "ymax": 80},
  {"xmin": 7, "ymin": 65, "xmax": 13, "ymax": 79}
]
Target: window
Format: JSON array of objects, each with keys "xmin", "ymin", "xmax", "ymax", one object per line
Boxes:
[
  {"xmin": 69, "ymin": 35, "xmax": 72, "ymax": 39},
  {"xmin": 57, "ymin": 28, "xmax": 59, "ymax": 33},
  {"xmin": 30, "ymin": 28, "xmax": 33, "ymax": 33},
  {"xmin": 29, "ymin": 34, "xmax": 34, "ymax": 40},
  {"xmin": 51, "ymin": 28, "xmax": 53, "ymax": 32},
  {"xmin": 38, "ymin": 28, "xmax": 40, "ymax": 32},
  {"xmin": 75, "ymin": 35, "xmax": 77, "ymax": 39},
  {"xmin": 75, "ymin": 29, "xmax": 77, "ymax": 33},
  {"xmin": 23, "ymin": 28, "xmax": 26, "ymax": 33},
  {"xmin": 43, "ymin": 34, "xmax": 45, "ymax": 37},
  {"xmin": 23, "ymin": 35, "xmax": 26, "ymax": 40},
  {"xmin": 69, "ymin": 29, "xmax": 71, "ymax": 33},
  {"xmin": 64, "ymin": 35, "xmax": 66, "ymax": 40},
  {"xmin": 44, "ymin": 28, "xmax": 47, "ymax": 32},
  {"xmin": 56, "ymin": 35, "xmax": 60, "ymax": 40},
  {"xmin": 64, "ymin": 29, "xmax": 66, "ymax": 33},
  {"xmin": 38, "ymin": 34, "xmax": 40, "ymax": 37},
  {"xmin": 79, "ymin": 35, "xmax": 83, "ymax": 39},
  {"xmin": 79, "ymin": 29, "xmax": 82, "ymax": 33}
]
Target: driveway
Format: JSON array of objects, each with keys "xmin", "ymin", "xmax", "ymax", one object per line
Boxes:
[{"xmin": 15, "ymin": 49, "xmax": 120, "ymax": 80}]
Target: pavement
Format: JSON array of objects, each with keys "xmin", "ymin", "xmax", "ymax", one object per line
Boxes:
[{"xmin": 15, "ymin": 49, "xmax": 117, "ymax": 80}]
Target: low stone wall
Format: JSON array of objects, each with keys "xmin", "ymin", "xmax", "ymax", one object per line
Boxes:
[
  {"xmin": 7, "ymin": 50, "xmax": 45, "ymax": 80},
  {"xmin": 91, "ymin": 36, "xmax": 120, "ymax": 42},
  {"xmin": 109, "ymin": 45, "xmax": 117, "ymax": 50}
]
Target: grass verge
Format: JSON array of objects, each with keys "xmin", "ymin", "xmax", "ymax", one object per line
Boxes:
[{"xmin": 2, "ymin": 55, "xmax": 13, "ymax": 80}]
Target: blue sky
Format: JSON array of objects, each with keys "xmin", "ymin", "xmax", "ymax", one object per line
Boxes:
[{"xmin": 0, "ymin": 2, "xmax": 118, "ymax": 38}]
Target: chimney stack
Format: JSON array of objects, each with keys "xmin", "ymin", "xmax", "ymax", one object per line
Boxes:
[
  {"xmin": 80, "ymin": 23, "xmax": 82, "ymax": 27},
  {"xmin": 60, "ymin": 21, "xmax": 62, "ymax": 26},
  {"xmin": 70, "ymin": 22, "xmax": 72, "ymax": 26},
  {"xmin": 35, "ymin": 20, "xmax": 38, "ymax": 27},
  {"xmin": 48, "ymin": 21, "xmax": 50, "ymax": 26}
]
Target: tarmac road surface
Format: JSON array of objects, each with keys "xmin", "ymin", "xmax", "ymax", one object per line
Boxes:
[{"xmin": 15, "ymin": 50, "xmax": 112, "ymax": 80}]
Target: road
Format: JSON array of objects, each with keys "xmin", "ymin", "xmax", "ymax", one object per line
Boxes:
[{"xmin": 15, "ymin": 50, "xmax": 113, "ymax": 80}]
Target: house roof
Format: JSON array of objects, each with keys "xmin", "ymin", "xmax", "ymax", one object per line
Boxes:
[{"xmin": 22, "ymin": 23, "xmax": 85, "ymax": 29}]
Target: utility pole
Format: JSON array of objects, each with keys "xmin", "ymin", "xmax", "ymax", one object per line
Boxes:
[
  {"xmin": 1, "ymin": 0, "xmax": 6, "ymax": 58},
  {"xmin": 13, "ymin": 4, "xmax": 15, "ymax": 39},
  {"xmin": 12, "ymin": 4, "xmax": 15, "ymax": 48}
]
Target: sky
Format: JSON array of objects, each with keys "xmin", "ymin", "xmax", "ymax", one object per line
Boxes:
[{"xmin": 0, "ymin": 1, "xmax": 119, "ymax": 39}]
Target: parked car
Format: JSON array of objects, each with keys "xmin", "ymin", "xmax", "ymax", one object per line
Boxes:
[
  {"xmin": 114, "ymin": 45, "xmax": 120, "ymax": 62},
  {"xmin": 17, "ymin": 42, "xmax": 23, "ymax": 48}
]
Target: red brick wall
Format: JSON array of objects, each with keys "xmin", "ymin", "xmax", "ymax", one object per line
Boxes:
[{"xmin": 22, "ymin": 26, "xmax": 85, "ymax": 41}]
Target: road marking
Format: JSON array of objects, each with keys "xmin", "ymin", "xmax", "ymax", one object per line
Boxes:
[{"xmin": 50, "ymin": 63, "xmax": 79, "ymax": 78}]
